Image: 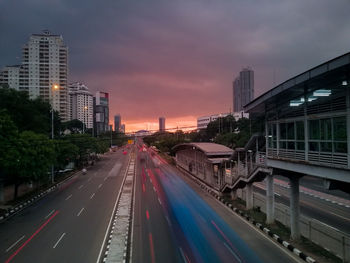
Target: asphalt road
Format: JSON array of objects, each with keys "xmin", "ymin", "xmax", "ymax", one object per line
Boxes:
[
  {"xmin": 0, "ymin": 148, "xmax": 129, "ymax": 263},
  {"xmin": 254, "ymin": 181, "xmax": 350, "ymax": 234},
  {"xmin": 132, "ymin": 145, "xmax": 304, "ymax": 263}
]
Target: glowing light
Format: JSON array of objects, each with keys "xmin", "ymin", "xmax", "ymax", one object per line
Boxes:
[{"xmin": 313, "ymin": 89, "xmax": 331, "ymax": 97}]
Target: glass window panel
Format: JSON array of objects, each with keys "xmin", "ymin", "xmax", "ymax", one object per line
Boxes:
[
  {"xmin": 309, "ymin": 142, "xmax": 319, "ymax": 151},
  {"xmin": 296, "ymin": 121, "xmax": 304, "ymax": 140},
  {"xmin": 309, "ymin": 120, "xmax": 320, "ymax": 140},
  {"xmin": 287, "ymin": 141, "xmax": 295, "ymax": 150},
  {"xmin": 334, "ymin": 142, "xmax": 347, "ymax": 153},
  {"xmin": 280, "ymin": 123, "xmax": 287, "ymax": 140},
  {"xmin": 320, "ymin": 142, "xmax": 332, "ymax": 152},
  {"xmin": 333, "ymin": 117, "xmax": 347, "ymax": 141},
  {"xmin": 287, "ymin": 122, "xmax": 295, "ymax": 140},
  {"xmin": 320, "ymin": 118, "xmax": 332, "ymax": 140},
  {"xmin": 297, "ymin": 142, "xmax": 305, "ymax": 150},
  {"xmin": 280, "ymin": 141, "xmax": 286, "ymax": 149}
]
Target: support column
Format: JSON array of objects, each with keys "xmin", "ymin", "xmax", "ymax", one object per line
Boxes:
[
  {"xmin": 230, "ymin": 190, "xmax": 237, "ymax": 200},
  {"xmin": 346, "ymin": 86, "xmax": 350, "ymax": 168},
  {"xmin": 246, "ymin": 183, "xmax": 253, "ymax": 209},
  {"xmin": 290, "ymin": 176, "xmax": 300, "ymax": 240},
  {"xmin": 266, "ymin": 174, "xmax": 275, "ymax": 224}
]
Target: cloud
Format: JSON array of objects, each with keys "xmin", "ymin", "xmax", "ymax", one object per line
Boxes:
[{"xmin": 1, "ymin": 0, "xmax": 350, "ymax": 131}]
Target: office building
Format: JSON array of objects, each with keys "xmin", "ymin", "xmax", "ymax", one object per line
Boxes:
[
  {"xmin": 114, "ymin": 114, "xmax": 121, "ymax": 132},
  {"xmin": 159, "ymin": 117, "xmax": 166, "ymax": 132},
  {"xmin": 94, "ymin": 91, "xmax": 109, "ymax": 135},
  {"xmin": 121, "ymin": 124, "xmax": 125, "ymax": 133},
  {"xmin": 68, "ymin": 82, "xmax": 93, "ymax": 129},
  {"xmin": 197, "ymin": 112, "xmax": 249, "ymax": 130},
  {"xmin": 233, "ymin": 67, "xmax": 254, "ymax": 112}
]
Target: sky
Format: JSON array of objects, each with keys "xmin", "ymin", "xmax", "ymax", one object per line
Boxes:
[{"xmin": 1, "ymin": 0, "xmax": 350, "ymax": 132}]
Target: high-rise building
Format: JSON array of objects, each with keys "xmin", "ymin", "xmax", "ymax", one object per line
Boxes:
[
  {"xmin": 120, "ymin": 124, "xmax": 125, "ymax": 133},
  {"xmin": 159, "ymin": 117, "xmax": 165, "ymax": 132},
  {"xmin": 114, "ymin": 114, "xmax": 121, "ymax": 132},
  {"xmin": 0, "ymin": 65, "xmax": 22, "ymax": 90},
  {"xmin": 22, "ymin": 30, "xmax": 69, "ymax": 120},
  {"xmin": 68, "ymin": 82, "xmax": 93, "ymax": 129},
  {"xmin": 233, "ymin": 67, "xmax": 254, "ymax": 112},
  {"xmin": 0, "ymin": 31, "xmax": 69, "ymax": 120},
  {"xmin": 94, "ymin": 91, "xmax": 109, "ymax": 135}
]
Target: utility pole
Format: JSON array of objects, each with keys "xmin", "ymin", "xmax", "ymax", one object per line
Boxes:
[{"xmin": 51, "ymin": 109, "xmax": 54, "ymax": 184}]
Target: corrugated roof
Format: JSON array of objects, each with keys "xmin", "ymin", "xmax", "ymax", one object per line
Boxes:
[{"xmin": 173, "ymin": 142, "xmax": 233, "ymax": 156}]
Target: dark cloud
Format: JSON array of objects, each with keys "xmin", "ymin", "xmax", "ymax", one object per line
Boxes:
[{"xmin": 1, "ymin": 0, "xmax": 350, "ymax": 130}]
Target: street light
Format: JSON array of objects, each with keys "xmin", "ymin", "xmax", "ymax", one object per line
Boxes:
[{"xmin": 51, "ymin": 84, "xmax": 59, "ymax": 184}]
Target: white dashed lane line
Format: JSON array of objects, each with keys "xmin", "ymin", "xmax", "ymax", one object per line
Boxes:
[
  {"xmin": 65, "ymin": 194, "xmax": 72, "ymax": 201},
  {"xmin": 90, "ymin": 193, "xmax": 95, "ymax": 199},
  {"xmin": 5, "ymin": 235, "xmax": 25, "ymax": 253},
  {"xmin": 53, "ymin": 233, "xmax": 66, "ymax": 249},
  {"xmin": 98, "ymin": 184, "xmax": 103, "ymax": 189},
  {"xmin": 78, "ymin": 185, "xmax": 84, "ymax": 190},
  {"xmin": 77, "ymin": 208, "xmax": 85, "ymax": 217},
  {"xmin": 45, "ymin": 209, "xmax": 55, "ymax": 219}
]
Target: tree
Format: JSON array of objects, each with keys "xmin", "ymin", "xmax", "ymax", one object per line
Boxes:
[
  {"xmin": 54, "ymin": 140, "xmax": 79, "ymax": 169},
  {"xmin": 14, "ymin": 132, "xmax": 55, "ymax": 199}
]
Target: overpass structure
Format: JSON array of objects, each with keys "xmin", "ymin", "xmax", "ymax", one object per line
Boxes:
[{"xmin": 223, "ymin": 52, "xmax": 350, "ymax": 240}]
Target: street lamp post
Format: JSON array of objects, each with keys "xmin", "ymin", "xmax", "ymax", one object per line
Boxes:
[{"xmin": 51, "ymin": 84, "xmax": 59, "ymax": 184}]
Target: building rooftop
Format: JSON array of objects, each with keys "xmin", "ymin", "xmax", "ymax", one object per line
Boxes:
[
  {"xmin": 244, "ymin": 52, "xmax": 350, "ymax": 114},
  {"xmin": 173, "ymin": 142, "xmax": 233, "ymax": 156}
]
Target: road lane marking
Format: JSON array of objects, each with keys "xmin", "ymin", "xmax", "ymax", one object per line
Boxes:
[
  {"xmin": 179, "ymin": 247, "xmax": 190, "ymax": 263},
  {"xmin": 104, "ymin": 177, "xmax": 108, "ymax": 181},
  {"xmin": 98, "ymin": 184, "xmax": 103, "ymax": 189},
  {"xmin": 158, "ymin": 198, "xmax": 162, "ymax": 205},
  {"xmin": 5, "ymin": 211, "xmax": 59, "ymax": 263},
  {"xmin": 87, "ymin": 178, "xmax": 92, "ymax": 182},
  {"xmin": 275, "ymin": 193, "xmax": 281, "ymax": 197},
  {"xmin": 53, "ymin": 233, "xmax": 66, "ymax": 249},
  {"xmin": 224, "ymin": 242, "xmax": 242, "ymax": 263},
  {"xmin": 65, "ymin": 194, "xmax": 72, "ymax": 201},
  {"xmin": 149, "ymin": 233, "xmax": 155, "ymax": 263},
  {"xmin": 5, "ymin": 236, "xmax": 25, "ymax": 253},
  {"xmin": 153, "ymin": 186, "xmax": 156, "ymax": 192},
  {"xmin": 78, "ymin": 185, "xmax": 84, "ymax": 190},
  {"xmin": 45, "ymin": 209, "xmax": 55, "ymax": 219},
  {"xmin": 90, "ymin": 193, "xmax": 95, "ymax": 199},
  {"xmin": 77, "ymin": 207, "xmax": 85, "ymax": 217},
  {"xmin": 165, "ymin": 216, "xmax": 171, "ymax": 226}
]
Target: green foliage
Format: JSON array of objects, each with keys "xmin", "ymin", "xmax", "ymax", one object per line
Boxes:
[
  {"xmin": 17, "ymin": 131, "xmax": 55, "ymax": 182},
  {"xmin": 0, "ymin": 87, "xmax": 61, "ymax": 135},
  {"xmin": 54, "ymin": 140, "xmax": 79, "ymax": 169}
]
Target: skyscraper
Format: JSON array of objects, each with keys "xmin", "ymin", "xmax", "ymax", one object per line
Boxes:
[
  {"xmin": 94, "ymin": 91, "xmax": 109, "ymax": 135},
  {"xmin": 114, "ymin": 114, "xmax": 121, "ymax": 132},
  {"xmin": 0, "ymin": 30, "xmax": 69, "ymax": 120},
  {"xmin": 22, "ymin": 30, "xmax": 68, "ymax": 120},
  {"xmin": 159, "ymin": 117, "xmax": 165, "ymax": 132},
  {"xmin": 68, "ymin": 82, "xmax": 93, "ymax": 129},
  {"xmin": 233, "ymin": 67, "xmax": 254, "ymax": 112}
]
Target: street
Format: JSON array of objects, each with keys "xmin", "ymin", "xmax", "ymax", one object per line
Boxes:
[{"xmin": 0, "ymin": 149, "xmax": 129, "ymax": 263}]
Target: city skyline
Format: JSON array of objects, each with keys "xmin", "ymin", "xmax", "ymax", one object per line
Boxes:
[{"xmin": 1, "ymin": 1, "xmax": 350, "ymax": 131}]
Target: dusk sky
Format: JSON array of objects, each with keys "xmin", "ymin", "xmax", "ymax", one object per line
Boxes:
[{"xmin": 1, "ymin": 0, "xmax": 350, "ymax": 132}]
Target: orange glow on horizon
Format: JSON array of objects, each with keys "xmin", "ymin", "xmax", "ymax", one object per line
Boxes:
[{"xmin": 110, "ymin": 116, "xmax": 197, "ymax": 133}]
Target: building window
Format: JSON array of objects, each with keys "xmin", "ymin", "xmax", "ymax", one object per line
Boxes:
[{"xmin": 308, "ymin": 116, "xmax": 347, "ymax": 154}]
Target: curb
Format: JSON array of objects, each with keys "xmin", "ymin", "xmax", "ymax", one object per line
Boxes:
[
  {"xmin": 0, "ymin": 170, "xmax": 82, "ymax": 223},
  {"xmin": 181, "ymin": 170, "xmax": 317, "ymax": 263}
]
